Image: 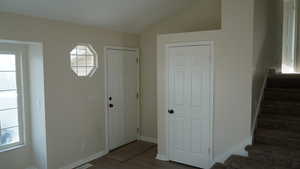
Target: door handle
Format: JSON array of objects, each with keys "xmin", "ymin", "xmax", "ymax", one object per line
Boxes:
[
  {"xmin": 168, "ymin": 109, "xmax": 174, "ymax": 114},
  {"xmin": 109, "ymin": 104, "xmax": 114, "ymax": 108}
]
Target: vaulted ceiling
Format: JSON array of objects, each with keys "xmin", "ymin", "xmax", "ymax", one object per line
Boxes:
[{"xmin": 0, "ymin": 0, "xmax": 198, "ymax": 33}]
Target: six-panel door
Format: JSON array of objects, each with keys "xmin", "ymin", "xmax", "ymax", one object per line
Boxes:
[{"xmin": 168, "ymin": 44, "xmax": 211, "ymax": 168}]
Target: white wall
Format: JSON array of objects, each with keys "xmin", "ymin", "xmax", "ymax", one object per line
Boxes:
[
  {"xmin": 140, "ymin": 0, "xmax": 221, "ymax": 140},
  {"xmin": 28, "ymin": 43, "xmax": 47, "ymax": 169},
  {"xmin": 0, "ymin": 12, "xmax": 139, "ymax": 169},
  {"xmin": 0, "ymin": 43, "xmax": 33, "ymax": 169},
  {"xmin": 157, "ymin": 0, "xmax": 254, "ymax": 163},
  {"xmin": 0, "ymin": 1, "xmax": 284, "ymax": 168}
]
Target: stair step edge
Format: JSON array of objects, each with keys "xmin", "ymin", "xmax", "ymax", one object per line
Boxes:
[
  {"xmin": 245, "ymin": 145, "xmax": 300, "ymax": 156},
  {"xmin": 224, "ymin": 155, "xmax": 289, "ymax": 169}
]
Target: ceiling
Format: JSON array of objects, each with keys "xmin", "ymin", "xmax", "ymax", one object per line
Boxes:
[{"xmin": 0, "ymin": 0, "xmax": 198, "ymax": 33}]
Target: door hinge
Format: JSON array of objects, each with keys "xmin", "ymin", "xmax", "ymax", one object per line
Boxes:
[
  {"xmin": 136, "ymin": 57, "xmax": 139, "ymax": 63},
  {"xmin": 136, "ymin": 92, "xmax": 139, "ymax": 99}
]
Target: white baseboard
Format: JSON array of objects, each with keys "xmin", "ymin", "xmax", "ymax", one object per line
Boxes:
[
  {"xmin": 59, "ymin": 150, "xmax": 107, "ymax": 169},
  {"xmin": 214, "ymin": 137, "xmax": 252, "ymax": 163},
  {"xmin": 156, "ymin": 154, "xmax": 169, "ymax": 161},
  {"xmin": 139, "ymin": 136, "xmax": 157, "ymax": 144}
]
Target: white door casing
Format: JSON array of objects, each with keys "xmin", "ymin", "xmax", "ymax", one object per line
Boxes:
[
  {"xmin": 167, "ymin": 42, "xmax": 214, "ymax": 169},
  {"xmin": 105, "ymin": 47, "xmax": 139, "ymax": 151}
]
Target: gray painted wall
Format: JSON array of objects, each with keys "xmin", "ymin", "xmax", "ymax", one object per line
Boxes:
[
  {"xmin": 251, "ymin": 0, "xmax": 283, "ymax": 130},
  {"xmin": 140, "ymin": 0, "xmax": 221, "ymax": 139}
]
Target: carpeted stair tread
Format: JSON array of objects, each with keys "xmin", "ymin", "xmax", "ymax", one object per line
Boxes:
[
  {"xmin": 261, "ymin": 101, "xmax": 300, "ymax": 117},
  {"xmin": 267, "ymin": 75, "xmax": 300, "ymax": 88},
  {"xmin": 254, "ymin": 129, "xmax": 300, "ymax": 149},
  {"xmin": 265, "ymin": 88, "xmax": 300, "ymax": 92},
  {"xmin": 258, "ymin": 113, "xmax": 300, "ymax": 121},
  {"xmin": 210, "ymin": 74, "xmax": 300, "ymax": 169},
  {"xmin": 262, "ymin": 100, "xmax": 300, "ymax": 107},
  {"xmin": 261, "ymin": 107, "xmax": 300, "ymax": 117},
  {"xmin": 224, "ymin": 155, "xmax": 288, "ymax": 169},
  {"xmin": 245, "ymin": 144, "xmax": 300, "ymax": 168},
  {"xmin": 245, "ymin": 144, "xmax": 299, "ymax": 156},
  {"xmin": 268, "ymin": 74, "xmax": 300, "ymax": 78},
  {"xmin": 263, "ymin": 88, "xmax": 300, "ymax": 101},
  {"xmin": 257, "ymin": 116, "xmax": 300, "ymax": 133},
  {"xmin": 255, "ymin": 128, "xmax": 300, "ymax": 139},
  {"xmin": 210, "ymin": 163, "xmax": 227, "ymax": 169}
]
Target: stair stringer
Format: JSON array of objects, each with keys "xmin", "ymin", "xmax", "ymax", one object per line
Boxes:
[
  {"xmin": 213, "ymin": 136, "xmax": 252, "ymax": 163},
  {"xmin": 252, "ymin": 70, "xmax": 269, "ymax": 135}
]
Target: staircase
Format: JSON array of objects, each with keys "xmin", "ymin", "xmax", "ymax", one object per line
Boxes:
[{"xmin": 211, "ymin": 74, "xmax": 300, "ymax": 169}]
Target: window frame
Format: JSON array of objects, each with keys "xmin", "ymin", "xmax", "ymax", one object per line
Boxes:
[
  {"xmin": 282, "ymin": 0, "xmax": 298, "ymax": 73},
  {"xmin": 0, "ymin": 50, "xmax": 25, "ymax": 152},
  {"xmin": 70, "ymin": 43, "xmax": 98, "ymax": 78}
]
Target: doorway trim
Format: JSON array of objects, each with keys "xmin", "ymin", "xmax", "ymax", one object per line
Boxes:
[
  {"xmin": 164, "ymin": 41, "xmax": 214, "ymax": 166},
  {"xmin": 104, "ymin": 46, "xmax": 140, "ymax": 153}
]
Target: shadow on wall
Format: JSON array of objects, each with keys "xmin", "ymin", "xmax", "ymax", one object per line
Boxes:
[
  {"xmin": 139, "ymin": 0, "xmax": 222, "ymax": 140},
  {"xmin": 251, "ymin": 0, "xmax": 283, "ymax": 131}
]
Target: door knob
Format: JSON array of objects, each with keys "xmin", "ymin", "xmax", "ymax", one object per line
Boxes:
[
  {"xmin": 168, "ymin": 109, "xmax": 174, "ymax": 114},
  {"xmin": 109, "ymin": 104, "xmax": 114, "ymax": 108}
]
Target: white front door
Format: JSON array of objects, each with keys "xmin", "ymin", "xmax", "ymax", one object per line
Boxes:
[
  {"xmin": 168, "ymin": 43, "xmax": 212, "ymax": 168},
  {"xmin": 106, "ymin": 48, "xmax": 139, "ymax": 150}
]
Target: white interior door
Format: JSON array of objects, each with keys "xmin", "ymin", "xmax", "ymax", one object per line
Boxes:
[
  {"xmin": 168, "ymin": 43, "xmax": 212, "ymax": 168},
  {"xmin": 107, "ymin": 48, "xmax": 138, "ymax": 150}
]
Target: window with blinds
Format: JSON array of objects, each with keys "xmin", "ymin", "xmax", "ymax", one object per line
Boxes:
[{"xmin": 0, "ymin": 52, "xmax": 23, "ymax": 151}]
